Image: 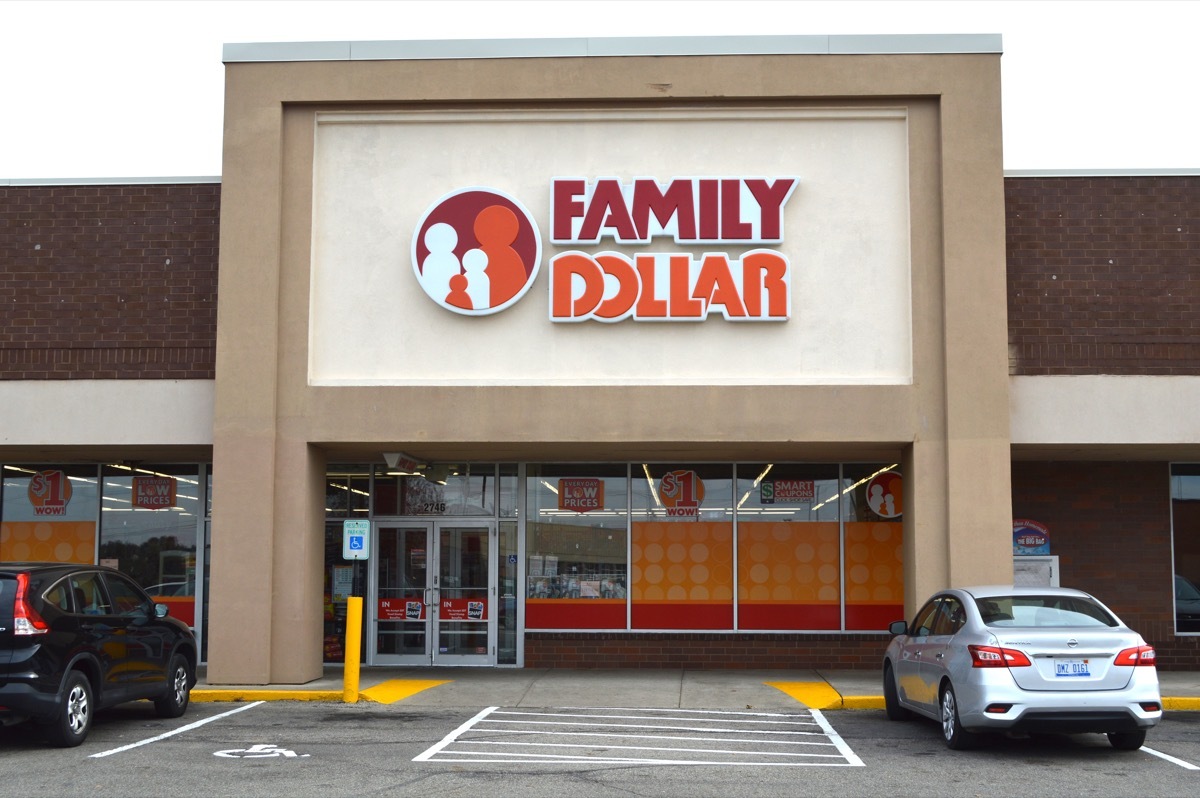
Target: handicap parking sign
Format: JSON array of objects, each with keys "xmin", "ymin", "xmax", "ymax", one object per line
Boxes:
[{"xmin": 342, "ymin": 520, "xmax": 370, "ymax": 560}]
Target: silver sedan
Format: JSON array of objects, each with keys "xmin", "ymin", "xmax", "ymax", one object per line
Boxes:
[{"xmin": 883, "ymin": 585, "xmax": 1162, "ymax": 750}]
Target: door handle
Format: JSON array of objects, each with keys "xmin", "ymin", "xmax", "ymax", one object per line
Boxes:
[{"xmin": 423, "ymin": 587, "xmax": 433, "ymax": 607}]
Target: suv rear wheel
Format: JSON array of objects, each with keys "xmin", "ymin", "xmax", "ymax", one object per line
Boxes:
[{"xmin": 40, "ymin": 670, "xmax": 93, "ymax": 748}]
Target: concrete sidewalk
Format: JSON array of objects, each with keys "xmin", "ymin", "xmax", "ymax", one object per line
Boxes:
[{"xmin": 193, "ymin": 666, "xmax": 1200, "ymax": 711}]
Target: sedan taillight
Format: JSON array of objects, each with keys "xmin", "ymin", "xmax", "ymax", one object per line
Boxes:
[
  {"xmin": 1114, "ymin": 645, "xmax": 1157, "ymax": 666},
  {"xmin": 969, "ymin": 644, "xmax": 1032, "ymax": 668},
  {"xmin": 13, "ymin": 573, "xmax": 49, "ymax": 636}
]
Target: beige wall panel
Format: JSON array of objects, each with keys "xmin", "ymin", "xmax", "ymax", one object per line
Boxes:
[
  {"xmin": 213, "ymin": 47, "xmax": 1011, "ymax": 681},
  {"xmin": 937, "ymin": 57, "xmax": 1014, "ymax": 587},
  {"xmin": 309, "ymin": 108, "xmax": 912, "ymax": 386},
  {"xmin": 0, "ymin": 380, "xmax": 213, "ymax": 447}
]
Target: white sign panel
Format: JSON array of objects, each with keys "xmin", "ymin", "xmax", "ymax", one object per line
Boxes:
[
  {"xmin": 311, "ymin": 107, "xmax": 911, "ymax": 386},
  {"xmin": 342, "ymin": 520, "xmax": 370, "ymax": 561}
]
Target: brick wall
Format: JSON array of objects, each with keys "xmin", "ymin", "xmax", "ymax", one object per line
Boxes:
[
  {"xmin": 1006, "ymin": 176, "xmax": 1200, "ymax": 376},
  {"xmin": 525, "ymin": 632, "xmax": 891, "ymax": 670},
  {"xmin": 4, "ymin": 176, "xmax": 1196, "ymax": 381},
  {"xmin": 0, "ymin": 183, "xmax": 220, "ymax": 379},
  {"xmin": 1011, "ymin": 461, "xmax": 1200, "ymax": 669}
]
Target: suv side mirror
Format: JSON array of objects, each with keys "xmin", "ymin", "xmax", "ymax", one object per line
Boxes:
[{"xmin": 154, "ymin": 603, "xmax": 170, "ymax": 619}]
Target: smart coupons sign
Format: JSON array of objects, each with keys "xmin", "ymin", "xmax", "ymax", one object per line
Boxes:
[{"xmin": 412, "ymin": 176, "xmax": 797, "ymax": 323}]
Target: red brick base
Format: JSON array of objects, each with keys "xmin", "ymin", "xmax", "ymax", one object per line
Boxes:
[{"xmin": 525, "ymin": 632, "xmax": 891, "ymax": 669}]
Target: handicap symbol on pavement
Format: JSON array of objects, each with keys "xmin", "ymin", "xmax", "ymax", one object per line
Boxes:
[{"xmin": 214, "ymin": 743, "xmax": 310, "ymax": 758}]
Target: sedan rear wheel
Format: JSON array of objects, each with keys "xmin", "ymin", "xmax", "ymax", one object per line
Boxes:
[
  {"xmin": 940, "ymin": 683, "xmax": 977, "ymax": 750},
  {"xmin": 883, "ymin": 663, "xmax": 911, "ymax": 721},
  {"xmin": 1107, "ymin": 730, "xmax": 1146, "ymax": 750}
]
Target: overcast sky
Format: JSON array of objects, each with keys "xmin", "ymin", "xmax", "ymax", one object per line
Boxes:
[{"xmin": 2, "ymin": 0, "xmax": 1197, "ymax": 179}]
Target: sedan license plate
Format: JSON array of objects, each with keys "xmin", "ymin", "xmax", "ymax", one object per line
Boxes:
[{"xmin": 1055, "ymin": 658, "xmax": 1090, "ymax": 677}]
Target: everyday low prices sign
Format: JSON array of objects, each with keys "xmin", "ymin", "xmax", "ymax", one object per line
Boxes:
[
  {"xmin": 132, "ymin": 476, "xmax": 177, "ymax": 509},
  {"xmin": 559, "ymin": 478, "xmax": 603, "ymax": 512}
]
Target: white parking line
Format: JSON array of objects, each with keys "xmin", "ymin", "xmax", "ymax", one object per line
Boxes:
[
  {"xmin": 415, "ymin": 706, "xmax": 862, "ymax": 767},
  {"xmin": 413, "ymin": 705, "xmax": 499, "ymax": 762},
  {"xmin": 1142, "ymin": 746, "xmax": 1200, "ymax": 770},
  {"xmin": 89, "ymin": 701, "xmax": 265, "ymax": 759}
]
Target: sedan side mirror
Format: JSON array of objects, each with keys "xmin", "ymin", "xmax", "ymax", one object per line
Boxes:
[
  {"xmin": 888, "ymin": 620, "xmax": 908, "ymax": 636},
  {"xmin": 154, "ymin": 603, "xmax": 170, "ymax": 619}
]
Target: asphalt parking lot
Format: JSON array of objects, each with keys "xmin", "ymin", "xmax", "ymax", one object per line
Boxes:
[{"xmin": 2, "ymin": 669, "xmax": 1198, "ymax": 797}]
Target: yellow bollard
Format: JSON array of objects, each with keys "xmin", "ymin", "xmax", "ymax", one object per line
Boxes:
[{"xmin": 343, "ymin": 596, "xmax": 362, "ymax": 703}]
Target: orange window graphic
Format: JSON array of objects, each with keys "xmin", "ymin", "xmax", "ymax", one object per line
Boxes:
[
  {"xmin": 737, "ymin": 521, "xmax": 842, "ymax": 630},
  {"xmin": 631, "ymin": 521, "xmax": 733, "ymax": 629},
  {"xmin": 0, "ymin": 521, "xmax": 96, "ymax": 564},
  {"xmin": 843, "ymin": 521, "xmax": 904, "ymax": 630}
]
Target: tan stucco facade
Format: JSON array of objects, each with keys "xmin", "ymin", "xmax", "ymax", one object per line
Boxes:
[{"xmin": 208, "ymin": 38, "xmax": 1012, "ymax": 684}]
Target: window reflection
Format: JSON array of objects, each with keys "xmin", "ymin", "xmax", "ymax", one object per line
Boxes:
[
  {"xmin": 525, "ymin": 464, "xmax": 628, "ymax": 629},
  {"xmin": 1170, "ymin": 465, "xmax": 1200, "ymax": 634},
  {"xmin": 98, "ymin": 464, "xmax": 200, "ymax": 627}
]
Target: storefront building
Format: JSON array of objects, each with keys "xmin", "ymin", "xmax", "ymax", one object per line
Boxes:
[{"xmin": 2, "ymin": 35, "xmax": 1198, "ymax": 684}]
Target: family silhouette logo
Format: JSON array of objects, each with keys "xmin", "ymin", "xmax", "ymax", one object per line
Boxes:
[
  {"xmin": 865, "ymin": 471, "xmax": 903, "ymax": 519},
  {"xmin": 411, "ymin": 187, "xmax": 541, "ymax": 315}
]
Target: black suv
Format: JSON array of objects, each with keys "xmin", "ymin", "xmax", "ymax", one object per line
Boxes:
[{"xmin": 1, "ymin": 562, "xmax": 197, "ymax": 747}]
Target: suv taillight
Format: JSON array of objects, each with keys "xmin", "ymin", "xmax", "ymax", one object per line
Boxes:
[
  {"xmin": 13, "ymin": 573, "xmax": 49, "ymax": 636},
  {"xmin": 1115, "ymin": 645, "xmax": 1157, "ymax": 666},
  {"xmin": 969, "ymin": 644, "xmax": 1032, "ymax": 668}
]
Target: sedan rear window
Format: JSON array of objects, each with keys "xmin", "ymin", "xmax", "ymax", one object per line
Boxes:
[{"xmin": 975, "ymin": 595, "xmax": 1118, "ymax": 628}]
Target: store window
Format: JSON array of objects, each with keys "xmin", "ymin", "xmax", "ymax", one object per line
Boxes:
[
  {"xmin": 98, "ymin": 464, "xmax": 201, "ymax": 627},
  {"xmin": 735, "ymin": 463, "xmax": 842, "ymax": 630},
  {"xmin": 373, "ymin": 462, "xmax": 497, "ymax": 516},
  {"xmin": 323, "ymin": 465, "xmax": 372, "ymax": 662},
  {"xmin": 326, "ymin": 465, "xmax": 371, "ymax": 518},
  {"xmin": 841, "ymin": 463, "xmax": 904, "ymax": 630},
  {"xmin": 631, "ymin": 463, "xmax": 734, "ymax": 630},
  {"xmin": 525, "ymin": 464, "xmax": 629, "ymax": 629},
  {"xmin": 1, "ymin": 464, "xmax": 100, "ymax": 564},
  {"xmin": 1170, "ymin": 464, "xmax": 1200, "ymax": 634}
]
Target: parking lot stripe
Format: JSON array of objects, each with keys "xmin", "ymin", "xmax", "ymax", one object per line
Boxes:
[
  {"xmin": 413, "ymin": 706, "xmax": 499, "ymax": 762},
  {"xmin": 88, "ymin": 701, "xmax": 265, "ymax": 759},
  {"xmin": 492, "ymin": 709, "xmax": 820, "ymax": 727},
  {"xmin": 481, "ymin": 717, "xmax": 827, "ymax": 736},
  {"xmin": 1142, "ymin": 747, "xmax": 1200, "ymax": 770},
  {"xmin": 454, "ymin": 740, "xmax": 847, "ymax": 760},
  {"xmin": 477, "ymin": 728, "xmax": 839, "ymax": 748},
  {"xmin": 416, "ymin": 706, "xmax": 864, "ymax": 767},
  {"xmin": 809, "ymin": 709, "xmax": 864, "ymax": 766}
]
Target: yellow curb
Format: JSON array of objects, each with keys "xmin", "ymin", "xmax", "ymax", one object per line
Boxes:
[
  {"xmin": 766, "ymin": 681, "xmax": 843, "ymax": 710},
  {"xmin": 192, "ymin": 690, "xmax": 343, "ymax": 702},
  {"xmin": 1164, "ymin": 697, "xmax": 1200, "ymax": 711},
  {"xmin": 360, "ymin": 679, "xmax": 449, "ymax": 705},
  {"xmin": 192, "ymin": 679, "xmax": 451, "ymax": 704},
  {"xmin": 840, "ymin": 696, "xmax": 885, "ymax": 710}
]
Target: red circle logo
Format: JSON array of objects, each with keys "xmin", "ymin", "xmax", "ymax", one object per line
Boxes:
[
  {"xmin": 865, "ymin": 471, "xmax": 903, "ymax": 518},
  {"xmin": 411, "ymin": 187, "xmax": 541, "ymax": 315}
]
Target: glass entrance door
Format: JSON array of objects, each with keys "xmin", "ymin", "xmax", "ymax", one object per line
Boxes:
[{"xmin": 372, "ymin": 522, "xmax": 495, "ymax": 665}]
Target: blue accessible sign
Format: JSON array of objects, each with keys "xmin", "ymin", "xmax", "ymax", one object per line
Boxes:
[{"xmin": 342, "ymin": 520, "xmax": 370, "ymax": 561}]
